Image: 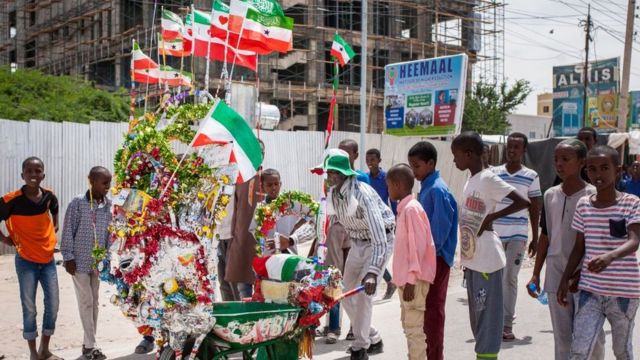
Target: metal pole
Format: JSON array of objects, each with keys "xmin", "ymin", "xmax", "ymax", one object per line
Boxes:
[
  {"xmin": 359, "ymin": 0, "xmax": 367, "ymax": 170},
  {"xmin": 619, "ymin": 0, "xmax": 636, "ymax": 132},
  {"xmin": 581, "ymin": 4, "xmax": 591, "ymax": 126}
]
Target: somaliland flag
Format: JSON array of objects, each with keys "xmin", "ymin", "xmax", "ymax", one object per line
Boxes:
[
  {"xmin": 192, "ymin": 100, "xmax": 263, "ymax": 183},
  {"xmin": 210, "ymin": 0, "xmax": 274, "ymax": 55},
  {"xmin": 161, "ymin": 9, "xmax": 184, "ymax": 41},
  {"xmin": 187, "ymin": 9, "xmax": 258, "ymax": 71},
  {"xmin": 228, "ymin": 0, "xmax": 293, "ymax": 54},
  {"xmin": 159, "ymin": 35, "xmax": 190, "ymax": 57},
  {"xmin": 132, "ymin": 40, "xmax": 158, "ymax": 70},
  {"xmin": 133, "ymin": 65, "xmax": 192, "ymax": 87},
  {"xmin": 330, "ymin": 34, "xmax": 355, "ymax": 66}
]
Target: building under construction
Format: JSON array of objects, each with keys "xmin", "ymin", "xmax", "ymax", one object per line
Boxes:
[{"xmin": 0, "ymin": 0, "xmax": 504, "ymax": 133}]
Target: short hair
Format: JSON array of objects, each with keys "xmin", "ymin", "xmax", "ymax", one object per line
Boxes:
[
  {"xmin": 89, "ymin": 166, "xmax": 111, "ymax": 179},
  {"xmin": 587, "ymin": 145, "xmax": 620, "ymax": 166},
  {"xmin": 451, "ymin": 131, "xmax": 484, "ymax": 156},
  {"xmin": 261, "ymin": 168, "xmax": 281, "ymax": 181},
  {"xmin": 22, "ymin": 156, "xmax": 44, "ymax": 170},
  {"xmin": 408, "ymin": 141, "xmax": 438, "ymax": 165},
  {"xmin": 365, "ymin": 148, "xmax": 381, "ymax": 159},
  {"xmin": 557, "ymin": 139, "xmax": 587, "ymax": 159},
  {"xmin": 339, "ymin": 139, "xmax": 358, "ymax": 153},
  {"xmin": 387, "ymin": 164, "xmax": 415, "ymax": 191},
  {"xmin": 508, "ymin": 132, "xmax": 528, "ymax": 148},
  {"xmin": 578, "ymin": 127, "xmax": 597, "ymax": 141}
]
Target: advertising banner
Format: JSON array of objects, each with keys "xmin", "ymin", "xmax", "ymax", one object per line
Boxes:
[
  {"xmin": 629, "ymin": 90, "xmax": 640, "ymax": 129},
  {"xmin": 384, "ymin": 54, "xmax": 468, "ymax": 136},
  {"xmin": 552, "ymin": 57, "xmax": 620, "ymax": 136}
]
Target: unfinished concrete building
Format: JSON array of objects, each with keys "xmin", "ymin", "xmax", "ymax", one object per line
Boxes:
[{"xmin": 0, "ymin": 0, "xmax": 504, "ymax": 132}]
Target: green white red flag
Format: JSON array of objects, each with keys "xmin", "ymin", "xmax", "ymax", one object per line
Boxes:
[
  {"xmin": 228, "ymin": 0, "xmax": 293, "ymax": 54},
  {"xmin": 330, "ymin": 34, "xmax": 355, "ymax": 66},
  {"xmin": 161, "ymin": 9, "xmax": 184, "ymax": 41},
  {"xmin": 131, "ymin": 40, "xmax": 159, "ymax": 70},
  {"xmin": 210, "ymin": 0, "xmax": 273, "ymax": 55},
  {"xmin": 159, "ymin": 35, "xmax": 190, "ymax": 57},
  {"xmin": 192, "ymin": 100, "xmax": 263, "ymax": 183},
  {"xmin": 184, "ymin": 9, "xmax": 258, "ymax": 71},
  {"xmin": 133, "ymin": 65, "xmax": 192, "ymax": 87}
]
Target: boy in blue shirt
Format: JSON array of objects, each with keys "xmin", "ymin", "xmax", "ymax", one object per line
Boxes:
[{"xmin": 408, "ymin": 141, "xmax": 458, "ymax": 360}]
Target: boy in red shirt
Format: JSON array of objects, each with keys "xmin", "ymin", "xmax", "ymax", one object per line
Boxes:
[{"xmin": 0, "ymin": 157, "xmax": 61, "ymax": 360}]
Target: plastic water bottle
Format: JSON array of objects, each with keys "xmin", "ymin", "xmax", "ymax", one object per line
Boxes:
[{"xmin": 527, "ymin": 282, "xmax": 548, "ymax": 305}]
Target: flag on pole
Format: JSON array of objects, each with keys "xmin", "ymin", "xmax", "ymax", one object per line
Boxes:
[
  {"xmin": 133, "ymin": 65, "xmax": 192, "ymax": 87},
  {"xmin": 228, "ymin": 0, "xmax": 293, "ymax": 54},
  {"xmin": 210, "ymin": 0, "xmax": 273, "ymax": 55},
  {"xmin": 159, "ymin": 35, "xmax": 190, "ymax": 57},
  {"xmin": 132, "ymin": 40, "xmax": 159, "ymax": 70},
  {"xmin": 161, "ymin": 9, "xmax": 185, "ymax": 41},
  {"xmin": 330, "ymin": 34, "xmax": 355, "ymax": 66},
  {"xmin": 188, "ymin": 8, "xmax": 258, "ymax": 71},
  {"xmin": 192, "ymin": 100, "xmax": 263, "ymax": 183}
]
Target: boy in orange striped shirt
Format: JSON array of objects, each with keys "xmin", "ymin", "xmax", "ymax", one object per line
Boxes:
[{"xmin": 0, "ymin": 157, "xmax": 61, "ymax": 360}]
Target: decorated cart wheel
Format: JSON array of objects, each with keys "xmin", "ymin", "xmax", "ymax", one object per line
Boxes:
[{"xmin": 253, "ymin": 191, "xmax": 319, "ymax": 256}]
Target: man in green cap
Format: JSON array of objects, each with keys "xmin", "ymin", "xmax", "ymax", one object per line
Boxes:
[{"xmin": 324, "ymin": 149, "xmax": 395, "ymax": 360}]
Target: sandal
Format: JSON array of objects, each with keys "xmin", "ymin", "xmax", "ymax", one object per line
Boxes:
[
  {"xmin": 134, "ymin": 338, "xmax": 155, "ymax": 354},
  {"xmin": 502, "ymin": 326, "xmax": 515, "ymax": 341}
]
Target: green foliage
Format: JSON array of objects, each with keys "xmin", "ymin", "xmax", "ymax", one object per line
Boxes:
[
  {"xmin": 462, "ymin": 80, "xmax": 533, "ymax": 134},
  {"xmin": 0, "ymin": 66, "xmax": 129, "ymax": 123}
]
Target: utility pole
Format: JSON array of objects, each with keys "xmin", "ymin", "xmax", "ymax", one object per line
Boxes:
[
  {"xmin": 580, "ymin": 4, "xmax": 592, "ymax": 127},
  {"xmin": 618, "ymin": 0, "xmax": 636, "ymax": 132},
  {"xmin": 359, "ymin": 0, "xmax": 368, "ymax": 170}
]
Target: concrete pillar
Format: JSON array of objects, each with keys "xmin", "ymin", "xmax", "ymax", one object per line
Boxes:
[{"xmin": 308, "ymin": 100, "xmax": 317, "ymax": 130}]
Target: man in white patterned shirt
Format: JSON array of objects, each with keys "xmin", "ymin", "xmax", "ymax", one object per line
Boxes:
[{"xmin": 325, "ymin": 150, "xmax": 395, "ymax": 360}]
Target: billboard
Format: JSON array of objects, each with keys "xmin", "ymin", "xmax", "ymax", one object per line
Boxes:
[
  {"xmin": 552, "ymin": 57, "xmax": 620, "ymax": 136},
  {"xmin": 384, "ymin": 54, "xmax": 468, "ymax": 136},
  {"xmin": 629, "ymin": 91, "xmax": 640, "ymax": 129}
]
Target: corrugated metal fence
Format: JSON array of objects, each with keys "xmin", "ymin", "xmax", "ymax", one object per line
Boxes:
[{"xmin": 0, "ymin": 119, "xmax": 467, "ymax": 255}]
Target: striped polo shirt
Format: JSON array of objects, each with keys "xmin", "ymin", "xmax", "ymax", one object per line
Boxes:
[
  {"xmin": 572, "ymin": 193, "xmax": 640, "ymax": 298},
  {"xmin": 491, "ymin": 165, "xmax": 542, "ymax": 242}
]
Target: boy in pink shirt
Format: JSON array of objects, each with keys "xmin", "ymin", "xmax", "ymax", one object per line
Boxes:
[{"xmin": 386, "ymin": 164, "xmax": 437, "ymax": 360}]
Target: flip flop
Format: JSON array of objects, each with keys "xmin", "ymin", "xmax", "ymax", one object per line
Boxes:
[{"xmin": 41, "ymin": 355, "xmax": 64, "ymax": 360}]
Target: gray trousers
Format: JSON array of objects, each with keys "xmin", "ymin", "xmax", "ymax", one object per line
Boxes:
[
  {"xmin": 548, "ymin": 291, "xmax": 605, "ymax": 360},
  {"xmin": 217, "ymin": 239, "xmax": 239, "ymax": 301},
  {"xmin": 72, "ymin": 272, "xmax": 100, "ymax": 348},
  {"xmin": 570, "ymin": 291, "xmax": 639, "ymax": 360},
  {"xmin": 342, "ymin": 238, "xmax": 383, "ymax": 351},
  {"xmin": 465, "ymin": 268, "xmax": 503, "ymax": 357},
  {"xmin": 502, "ymin": 240, "xmax": 526, "ymax": 328}
]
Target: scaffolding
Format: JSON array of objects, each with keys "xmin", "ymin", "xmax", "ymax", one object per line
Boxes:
[{"xmin": 0, "ymin": 0, "xmax": 505, "ymax": 132}]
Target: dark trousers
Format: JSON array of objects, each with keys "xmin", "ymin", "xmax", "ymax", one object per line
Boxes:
[
  {"xmin": 424, "ymin": 256, "xmax": 451, "ymax": 360},
  {"xmin": 217, "ymin": 239, "xmax": 239, "ymax": 301}
]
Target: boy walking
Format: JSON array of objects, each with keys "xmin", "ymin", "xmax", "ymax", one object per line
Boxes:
[
  {"xmin": 61, "ymin": 167, "xmax": 112, "ymax": 360},
  {"xmin": 407, "ymin": 141, "xmax": 458, "ymax": 360},
  {"xmin": 386, "ymin": 164, "xmax": 436, "ymax": 360},
  {"xmin": 558, "ymin": 145, "xmax": 640, "ymax": 359},
  {"xmin": 0, "ymin": 157, "xmax": 62, "ymax": 360},
  {"xmin": 451, "ymin": 132, "xmax": 529, "ymax": 360},
  {"xmin": 490, "ymin": 132, "xmax": 541, "ymax": 340}
]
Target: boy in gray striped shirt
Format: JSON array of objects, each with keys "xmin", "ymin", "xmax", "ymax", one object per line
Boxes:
[{"xmin": 324, "ymin": 150, "xmax": 395, "ymax": 360}]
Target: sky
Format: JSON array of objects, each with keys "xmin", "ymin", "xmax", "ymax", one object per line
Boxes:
[{"xmin": 503, "ymin": 0, "xmax": 638, "ymax": 115}]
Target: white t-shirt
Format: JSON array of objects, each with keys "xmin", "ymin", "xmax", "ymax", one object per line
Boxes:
[
  {"xmin": 459, "ymin": 169, "xmax": 515, "ymax": 273},
  {"xmin": 491, "ymin": 165, "xmax": 542, "ymax": 242}
]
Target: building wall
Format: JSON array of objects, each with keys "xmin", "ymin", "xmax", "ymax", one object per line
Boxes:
[
  {"xmin": 507, "ymin": 113, "xmax": 552, "ymax": 140},
  {"xmin": 537, "ymin": 92, "xmax": 552, "ymax": 117}
]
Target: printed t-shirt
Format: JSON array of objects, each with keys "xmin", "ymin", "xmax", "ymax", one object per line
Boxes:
[
  {"xmin": 459, "ymin": 169, "xmax": 515, "ymax": 273},
  {"xmin": 572, "ymin": 193, "xmax": 640, "ymax": 298}
]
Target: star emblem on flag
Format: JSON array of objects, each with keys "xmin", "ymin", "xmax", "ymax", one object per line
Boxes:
[
  {"xmin": 264, "ymin": 29, "xmax": 270, "ymax": 36},
  {"xmin": 171, "ymin": 44, "xmax": 177, "ymax": 49},
  {"xmin": 173, "ymin": 73, "xmax": 179, "ymax": 78}
]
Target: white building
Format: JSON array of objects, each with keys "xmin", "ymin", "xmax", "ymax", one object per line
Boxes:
[{"xmin": 506, "ymin": 113, "xmax": 552, "ymax": 140}]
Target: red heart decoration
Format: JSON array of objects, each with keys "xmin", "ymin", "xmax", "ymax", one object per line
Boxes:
[{"xmin": 219, "ymin": 16, "xmax": 228, "ymax": 25}]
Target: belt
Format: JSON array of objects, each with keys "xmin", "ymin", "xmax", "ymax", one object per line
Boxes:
[{"xmin": 357, "ymin": 227, "xmax": 394, "ymax": 241}]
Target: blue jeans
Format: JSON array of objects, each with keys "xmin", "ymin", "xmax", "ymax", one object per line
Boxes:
[
  {"xmin": 15, "ymin": 254, "xmax": 59, "ymax": 340},
  {"xmin": 570, "ymin": 290, "xmax": 639, "ymax": 360},
  {"xmin": 328, "ymin": 302, "xmax": 341, "ymax": 332},
  {"xmin": 237, "ymin": 282, "xmax": 253, "ymax": 299}
]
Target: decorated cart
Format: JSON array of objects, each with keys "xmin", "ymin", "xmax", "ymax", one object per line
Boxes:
[{"xmin": 96, "ymin": 100, "xmax": 359, "ymax": 360}]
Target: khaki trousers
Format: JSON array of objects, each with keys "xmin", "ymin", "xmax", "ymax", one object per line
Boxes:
[
  {"xmin": 72, "ymin": 272, "xmax": 100, "ymax": 348},
  {"xmin": 400, "ymin": 280, "xmax": 430, "ymax": 360}
]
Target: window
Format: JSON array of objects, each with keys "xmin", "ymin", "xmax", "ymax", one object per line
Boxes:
[
  {"xmin": 25, "ymin": 40, "xmax": 36, "ymax": 68},
  {"xmin": 285, "ymin": 4, "xmax": 305, "ymax": 25},
  {"xmin": 543, "ymin": 105, "xmax": 550, "ymax": 113},
  {"xmin": 400, "ymin": 6, "xmax": 417, "ymax": 39},
  {"xmin": 122, "ymin": 0, "xmax": 143, "ymax": 31},
  {"xmin": 9, "ymin": 11, "xmax": 16, "ymax": 39},
  {"xmin": 433, "ymin": 18, "xmax": 462, "ymax": 47},
  {"xmin": 29, "ymin": 11, "xmax": 36, "ymax": 27},
  {"xmin": 323, "ymin": 0, "xmax": 362, "ymax": 32},
  {"xmin": 372, "ymin": 49, "xmax": 389, "ymax": 89},
  {"xmin": 372, "ymin": 1, "xmax": 389, "ymax": 36},
  {"xmin": 317, "ymin": 102, "xmax": 361, "ymax": 132},
  {"xmin": 276, "ymin": 63, "xmax": 307, "ymax": 84}
]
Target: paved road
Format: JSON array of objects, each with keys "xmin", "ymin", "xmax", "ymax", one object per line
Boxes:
[{"xmin": 2, "ymin": 253, "xmax": 638, "ymax": 359}]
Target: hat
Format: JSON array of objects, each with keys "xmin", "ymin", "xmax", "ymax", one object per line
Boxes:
[
  {"xmin": 324, "ymin": 150, "xmax": 357, "ymax": 177},
  {"xmin": 311, "ymin": 149, "xmax": 356, "ymax": 176}
]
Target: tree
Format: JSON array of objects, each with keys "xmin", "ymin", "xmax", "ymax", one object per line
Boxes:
[
  {"xmin": 0, "ymin": 66, "xmax": 129, "ymax": 123},
  {"xmin": 462, "ymin": 79, "xmax": 533, "ymax": 134}
]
